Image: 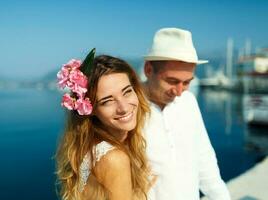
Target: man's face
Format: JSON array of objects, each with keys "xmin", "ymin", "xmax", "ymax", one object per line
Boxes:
[{"xmin": 145, "ymin": 61, "xmax": 196, "ymax": 108}]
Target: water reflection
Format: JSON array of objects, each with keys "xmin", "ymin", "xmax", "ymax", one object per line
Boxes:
[
  {"xmin": 244, "ymin": 126, "xmax": 268, "ymax": 155},
  {"xmin": 0, "ymin": 89, "xmax": 64, "ymax": 200},
  {"xmin": 197, "ymin": 89, "xmax": 268, "ymax": 181}
]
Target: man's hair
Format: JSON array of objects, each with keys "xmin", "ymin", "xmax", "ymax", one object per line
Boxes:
[{"xmin": 149, "ymin": 61, "xmax": 167, "ymax": 73}]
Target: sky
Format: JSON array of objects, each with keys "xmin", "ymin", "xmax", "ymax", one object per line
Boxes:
[{"xmin": 0, "ymin": 0, "xmax": 268, "ymax": 80}]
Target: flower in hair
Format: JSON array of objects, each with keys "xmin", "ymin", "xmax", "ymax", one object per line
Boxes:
[
  {"xmin": 74, "ymin": 97, "xmax": 93, "ymax": 115},
  {"xmin": 57, "ymin": 49, "xmax": 95, "ymax": 116},
  {"xmin": 57, "ymin": 48, "xmax": 96, "ymax": 115},
  {"xmin": 69, "ymin": 69, "xmax": 88, "ymax": 98},
  {"xmin": 61, "ymin": 93, "xmax": 78, "ymax": 110},
  {"xmin": 57, "ymin": 59, "xmax": 82, "ymax": 89}
]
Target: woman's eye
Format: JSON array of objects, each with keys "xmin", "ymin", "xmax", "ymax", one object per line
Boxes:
[
  {"xmin": 123, "ymin": 89, "xmax": 133, "ymax": 96},
  {"xmin": 100, "ymin": 99, "xmax": 114, "ymax": 106}
]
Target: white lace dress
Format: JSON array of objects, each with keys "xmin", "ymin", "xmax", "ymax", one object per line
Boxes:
[
  {"xmin": 79, "ymin": 141, "xmax": 115, "ymax": 192},
  {"xmin": 78, "ymin": 141, "xmax": 156, "ymax": 200}
]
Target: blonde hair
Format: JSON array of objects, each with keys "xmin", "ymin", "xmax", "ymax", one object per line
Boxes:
[{"xmin": 56, "ymin": 55, "xmax": 151, "ymax": 200}]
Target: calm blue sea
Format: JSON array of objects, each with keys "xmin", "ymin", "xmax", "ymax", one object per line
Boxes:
[{"xmin": 0, "ymin": 88, "xmax": 267, "ymax": 200}]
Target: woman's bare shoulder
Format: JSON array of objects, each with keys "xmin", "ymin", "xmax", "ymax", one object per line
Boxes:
[
  {"xmin": 95, "ymin": 148, "xmax": 130, "ymax": 175},
  {"xmin": 94, "ymin": 149, "xmax": 132, "ymax": 200}
]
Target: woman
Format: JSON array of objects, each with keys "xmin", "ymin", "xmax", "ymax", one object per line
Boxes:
[{"xmin": 55, "ymin": 49, "xmax": 153, "ymax": 200}]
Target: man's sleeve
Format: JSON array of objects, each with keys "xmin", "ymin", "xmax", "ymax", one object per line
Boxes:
[{"xmin": 191, "ymin": 95, "xmax": 231, "ymax": 200}]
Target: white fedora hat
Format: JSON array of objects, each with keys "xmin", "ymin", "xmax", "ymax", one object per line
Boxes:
[{"xmin": 144, "ymin": 28, "xmax": 208, "ymax": 64}]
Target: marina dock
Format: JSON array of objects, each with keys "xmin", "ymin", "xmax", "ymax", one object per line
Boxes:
[{"xmin": 202, "ymin": 156, "xmax": 268, "ymax": 200}]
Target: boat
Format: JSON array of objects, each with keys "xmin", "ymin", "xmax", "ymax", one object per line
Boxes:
[
  {"xmin": 243, "ymin": 94, "xmax": 268, "ymax": 126},
  {"xmin": 237, "ymin": 49, "xmax": 268, "ymax": 93}
]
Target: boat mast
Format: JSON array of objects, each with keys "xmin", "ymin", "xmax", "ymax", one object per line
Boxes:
[
  {"xmin": 245, "ymin": 38, "xmax": 251, "ymax": 56},
  {"xmin": 226, "ymin": 38, "xmax": 233, "ymax": 80}
]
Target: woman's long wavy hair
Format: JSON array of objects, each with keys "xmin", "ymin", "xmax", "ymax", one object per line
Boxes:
[{"xmin": 56, "ymin": 55, "xmax": 151, "ymax": 200}]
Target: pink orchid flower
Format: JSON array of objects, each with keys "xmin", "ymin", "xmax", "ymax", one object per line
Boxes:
[
  {"xmin": 69, "ymin": 70, "xmax": 88, "ymax": 98},
  {"xmin": 57, "ymin": 58, "xmax": 93, "ymax": 116},
  {"xmin": 75, "ymin": 97, "xmax": 93, "ymax": 115},
  {"xmin": 57, "ymin": 67, "xmax": 70, "ymax": 89},
  {"xmin": 69, "ymin": 70, "xmax": 88, "ymax": 88},
  {"xmin": 71, "ymin": 84, "xmax": 87, "ymax": 99},
  {"xmin": 61, "ymin": 93, "xmax": 75, "ymax": 110},
  {"xmin": 63, "ymin": 59, "xmax": 82, "ymax": 70},
  {"xmin": 57, "ymin": 59, "xmax": 86, "ymax": 91}
]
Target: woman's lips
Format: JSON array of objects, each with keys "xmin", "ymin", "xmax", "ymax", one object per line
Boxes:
[{"xmin": 115, "ymin": 112, "xmax": 134, "ymax": 122}]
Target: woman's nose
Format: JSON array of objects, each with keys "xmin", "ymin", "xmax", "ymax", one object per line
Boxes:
[{"xmin": 116, "ymin": 99, "xmax": 128, "ymax": 114}]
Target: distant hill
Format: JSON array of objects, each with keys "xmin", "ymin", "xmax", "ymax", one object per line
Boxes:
[{"xmin": 41, "ymin": 69, "xmax": 58, "ymax": 82}]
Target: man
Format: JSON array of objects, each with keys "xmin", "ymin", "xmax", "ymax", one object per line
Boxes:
[{"xmin": 143, "ymin": 28, "xmax": 231, "ymax": 200}]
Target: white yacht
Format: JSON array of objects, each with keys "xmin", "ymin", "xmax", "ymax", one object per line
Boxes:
[{"xmin": 243, "ymin": 94, "xmax": 268, "ymax": 126}]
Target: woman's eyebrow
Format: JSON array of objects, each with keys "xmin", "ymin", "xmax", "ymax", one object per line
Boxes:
[
  {"xmin": 97, "ymin": 95, "xmax": 113, "ymax": 103},
  {"xmin": 122, "ymin": 85, "xmax": 132, "ymax": 92}
]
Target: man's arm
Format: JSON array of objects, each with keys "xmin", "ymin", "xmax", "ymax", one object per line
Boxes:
[{"xmin": 190, "ymin": 93, "xmax": 231, "ymax": 200}]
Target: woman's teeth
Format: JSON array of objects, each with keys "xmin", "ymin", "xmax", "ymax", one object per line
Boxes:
[{"xmin": 117, "ymin": 112, "xmax": 133, "ymax": 122}]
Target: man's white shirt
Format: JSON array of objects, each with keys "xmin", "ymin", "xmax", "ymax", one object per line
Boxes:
[{"xmin": 145, "ymin": 91, "xmax": 231, "ymax": 200}]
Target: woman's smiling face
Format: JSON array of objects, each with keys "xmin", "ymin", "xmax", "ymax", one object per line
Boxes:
[{"xmin": 95, "ymin": 73, "xmax": 139, "ymax": 140}]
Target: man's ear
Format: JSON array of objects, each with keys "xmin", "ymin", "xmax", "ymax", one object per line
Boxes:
[{"xmin": 144, "ymin": 61, "xmax": 153, "ymax": 78}]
